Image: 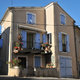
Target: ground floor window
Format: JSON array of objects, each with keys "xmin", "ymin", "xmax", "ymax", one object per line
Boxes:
[{"xmin": 34, "ymin": 56, "xmax": 41, "ymax": 68}]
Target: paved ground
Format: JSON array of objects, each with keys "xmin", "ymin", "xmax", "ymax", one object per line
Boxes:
[{"xmin": 0, "ymin": 75, "xmax": 80, "ymax": 80}]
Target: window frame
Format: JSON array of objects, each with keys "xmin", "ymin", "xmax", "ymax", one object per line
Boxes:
[
  {"xmin": 60, "ymin": 13, "xmax": 66, "ymax": 25},
  {"xmin": 26, "ymin": 12, "xmax": 36, "ymax": 24},
  {"xmin": 17, "ymin": 56, "xmax": 28, "ymax": 69},
  {"xmin": 59, "ymin": 32, "xmax": 70, "ymax": 53}
]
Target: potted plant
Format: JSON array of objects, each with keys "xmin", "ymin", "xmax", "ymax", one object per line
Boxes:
[
  {"xmin": 41, "ymin": 42, "xmax": 51, "ymax": 53},
  {"xmin": 7, "ymin": 58, "xmax": 21, "ymax": 76},
  {"xmin": 46, "ymin": 63, "xmax": 54, "ymax": 68},
  {"xmin": 13, "ymin": 34, "xmax": 23, "ymax": 54},
  {"xmin": 7, "ymin": 58, "xmax": 21, "ymax": 68}
]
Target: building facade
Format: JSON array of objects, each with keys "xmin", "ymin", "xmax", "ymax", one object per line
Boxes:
[
  {"xmin": 0, "ymin": 2, "xmax": 78, "ymax": 78},
  {"xmin": 75, "ymin": 26, "xmax": 80, "ymax": 77},
  {"xmin": 45, "ymin": 2, "xmax": 78, "ymax": 78}
]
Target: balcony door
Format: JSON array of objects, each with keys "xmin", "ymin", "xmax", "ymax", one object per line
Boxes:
[{"xmin": 27, "ymin": 33, "xmax": 34, "ymax": 49}]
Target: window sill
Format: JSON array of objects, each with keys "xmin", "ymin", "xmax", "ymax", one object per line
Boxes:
[
  {"xmin": 27, "ymin": 23, "xmax": 36, "ymax": 26},
  {"xmin": 60, "ymin": 23, "xmax": 66, "ymax": 26},
  {"xmin": 59, "ymin": 51, "xmax": 70, "ymax": 53}
]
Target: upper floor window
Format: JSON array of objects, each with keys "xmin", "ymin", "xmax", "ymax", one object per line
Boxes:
[
  {"xmin": 27, "ymin": 12, "xmax": 36, "ymax": 24},
  {"xmin": 60, "ymin": 14, "xmax": 66, "ymax": 25},
  {"xmin": 59, "ymin": 32, "xmax": 70, "ymax": 52},
  {"xmin": 62, "ymin": 34, "xmax": 67, "ymax": 52},
  {"xmin": 47, "ymin": 33, "xmax": 52, "ymax": 44}
]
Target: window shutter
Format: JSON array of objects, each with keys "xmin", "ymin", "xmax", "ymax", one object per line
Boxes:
[
  {"xmin": 49, "ymin": 33, "xmax": 52, "ymax": 44},
  {"xmin": 34, "ymin": 56, "xmax": 41, "ymax": 68},
  {"xmin": 35, "ymin": 33, "xmax": 40, "ymax": 49},
  {"xmin": 32, "ymin": 14, "xmax": 36, "ymax": 24},
  {"xmin": 43, "ymin": 34, "xmax": 47, "ymax": 43},
  {"xmin": 66, "ymin": 35, "xmax": 70, "ymax": 52},
  {"xmin": 21, "ymin": 30, "xmax": 27, "ymax": 48},
  {"xmin": 59, "ymin": 32, "xmax": 62, "ymax": 51},
  {"xmin": 0, "ymin": 39, "xmax": 3, "ymax": 48},
  {"xmin": 27, "ymin": 14, "xmax": 32, "ymax": 24}
]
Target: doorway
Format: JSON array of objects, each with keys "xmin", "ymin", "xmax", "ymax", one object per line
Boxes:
[{"xmin": 18, "ymin": 57, "xmax": 27, "ymax": 68}]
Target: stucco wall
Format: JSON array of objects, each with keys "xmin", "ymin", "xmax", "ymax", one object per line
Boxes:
[
  {"xmin": 54, "ymin": 3, "xmax": 77, "ymax": 77},
  {"xmin": 45, "ymin": 2, "xmax": 78, "ymax": 77},
  {"xmin": 45, "ymin": 3, "xmax": 56, "ymax": 67},
  {"xmin": 12, "ymin": 7, "xmax": 45, "ymax": 43},
  {"xmin": 1, "ymin": 11, "xmax": 12, "ymax": 33}
]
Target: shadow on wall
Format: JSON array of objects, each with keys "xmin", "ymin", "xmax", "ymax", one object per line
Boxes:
[{"xmin": 0, "ymin": 27, "xmax": 10, "ymax": 75}]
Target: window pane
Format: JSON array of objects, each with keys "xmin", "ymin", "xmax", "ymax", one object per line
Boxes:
[
  {"xmin": 27, "ymin": 13, "xmax": 36, "ymax": 24},
  {"xmin": 60, "ymin": 14, "xmax": 65, "ymax": 24},
  {"xmin": 62, "ymin": 34, "xmax": 66, "ymax": 52}
]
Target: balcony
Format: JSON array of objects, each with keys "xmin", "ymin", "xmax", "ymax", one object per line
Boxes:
[
  {"xmin": 13, "ymin": 41, "xmax": 41, "ymax": 54},
  {"xmin": 13, "ymin": 33, "xmax": 51, "ymax": 54},
  {"xmin": 13, "ymin": 41, "xmax": 52, "ymax": 54}
]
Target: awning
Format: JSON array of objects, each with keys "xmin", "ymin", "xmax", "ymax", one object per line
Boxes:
[{"xmin": 18, "ymin": 25, "xmax": 46, "ymax": 33}]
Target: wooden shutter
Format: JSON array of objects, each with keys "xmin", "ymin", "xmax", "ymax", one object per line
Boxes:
[
  {"xmin": 43, "ymin": 34, "xmax": 47, "ymax": 43},
  {"xmin": 32, "ymin": 14, "xmax": 36, "ymax": 24},
  {"xmin": 0, "ymin": 39, "xmax": 3, "ymax": 48},
  {"xmin": 49, "ymin": 33, "xmax": 52, "ymax": 44},
  {"xmin": 59, "ymin": 32, "xmax": 62, "ymax": 51},
  {"xmin": 66, "ymin": 35, "xmax": 70, "ymax": 52},
  {"xmin": 34, "ymin": 56, "xmax": 41, "ymax": 67},
  {"xmin": 21, "ymin": 30, "xmax": 27, "ymax": 48},
  {"xmin": 27, "ymin": 13, "xmax": 32, "ymax": 24},
  {"xmin": 35, "ymin": 33, "xmax": 40, "ymax": 49}
]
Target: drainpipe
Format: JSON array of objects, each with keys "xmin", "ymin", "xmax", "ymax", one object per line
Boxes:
[{"xmin": 73, "ymin": 22, "xmax": 79, "ymax": 78}]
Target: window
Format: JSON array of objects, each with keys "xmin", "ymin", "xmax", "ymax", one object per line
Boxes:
[
  {"xmin": 27, "ymin": 13, "xmax": 36, "ymax": 24},
  {"xmin": 47, "ymin": 33, "xmax": 52, "ymax": 44},
  {"xmin": 34, "ymin": 56, "xmax": 41, "ymax": 68},
  {"xmin": 60, "ymin": 14, "xmax": 66, "ymax": 25},
  {"xmin": 59, "ymin": 32, "xmax": 70, "ymax": 52},
  {"xmin": 18, "ymin": 57, "xmax": 26, "ymax": 68},
  {"xmin": 62, "ymin": 34, "xmax": 67, "ymax": 52}
]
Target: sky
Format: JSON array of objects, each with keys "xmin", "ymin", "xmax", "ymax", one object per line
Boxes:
[{"xmin": 0, "ymin": 0, "xmax": 80, "ymax": 33}]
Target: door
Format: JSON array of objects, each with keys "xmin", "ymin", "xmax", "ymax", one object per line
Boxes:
[{"xmin": 60, "ymin": 56, "xmax": 72, "ymax": 77}]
